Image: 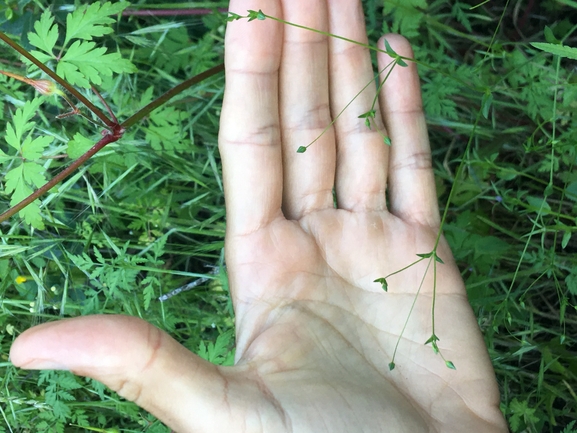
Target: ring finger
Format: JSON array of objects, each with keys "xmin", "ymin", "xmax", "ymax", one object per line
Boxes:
[{"xmin": 328, "ymin": 0, "xmax": 390, "ymax": 212}]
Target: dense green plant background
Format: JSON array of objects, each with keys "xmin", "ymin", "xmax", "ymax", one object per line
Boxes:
[{"xmin": 0, "ymin": 0, "xmax": 575, "ymax": 432}]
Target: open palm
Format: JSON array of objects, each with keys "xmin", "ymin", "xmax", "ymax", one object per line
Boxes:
[{"xmin": 10, "ymin": 0, "xmax": 507, "ymax": 432}]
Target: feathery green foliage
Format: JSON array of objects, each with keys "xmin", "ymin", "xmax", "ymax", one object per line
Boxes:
[{"xmin": 29, "ymin": 3, "xmax": 136, "ymax": 88}]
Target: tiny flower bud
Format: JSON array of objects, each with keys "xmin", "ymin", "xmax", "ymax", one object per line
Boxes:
[{"xmin": 30, "ymin": 79, "xmax": 61, "ymax": 96}]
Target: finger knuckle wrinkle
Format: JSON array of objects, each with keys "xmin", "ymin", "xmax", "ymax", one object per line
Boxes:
[
  {"xmin": 284, "ymin": 37, "xmax": 326, "ymax": 47},
  {"xmin": 392, "ymin": 152, "xmax": 432, "ymax": 171},
  {"xmin": 339, "ymin": 120, "xmax": 380, "ymax": 136},
  {"xmin": 224, "ymin": 124, "xmax": 280, "ymax": 147},
  {"xmin": 114, "ymin": 378, "xmax": 143, "ymax": 404},
  {"xmin": 227, "ymin": 68, "xmax": 279, "ymax": 77},
  {"xmin": 333, "ymin": 42, "xmax": 368, "ymax": 59},
  {"xmin": 285, "ymin": 103, "xmax": 331, "ymax": 131}
]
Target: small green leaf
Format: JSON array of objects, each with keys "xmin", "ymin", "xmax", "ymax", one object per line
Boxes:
[
  {"xmin": 388, "ymin": 362, "xmax": 395, "ymax": 371},
  {"xmin": 64, "ymin": 1, "xmax": 130, "ymax": 46},
  {"xmin": 247, "ymin": 10, "xmax": 258, "ymax": 21},
  {"xmin": 358, "ymin": 110, "xmax": 376, "ymax": 129},
  {"xmin": 28, "ymin": 10, "xmax": 59, "ymax": 55},
  {"xmin": 434, "ymin": 252, "xmax": 444, "ymax": 264},
  {"xmin": 67, "ymin": 133, "xmax": 94, "ymax": 159},
  {"xmin": 562, "ymin": 232, "xmax": 571, "ymax": 249},
  {"xmin": 4, "ymin": 165, "xmax": 25, "ymax": 196},
  {"xmin": 5, "ymin": 122, "xmax": 20, "ymax": 151},
  {"xmin": 21, "ymin": 201, "xmax": 45, "ymax": 229},
  {"xmin": 4, "ymin": 165, "xmax": 45, "ymax": 229},
  {"xmin": 416, "ymin": 252, "xmax": 433, "ymax": 259},
  {"xmin": 383, "ymin": 38, "xmax": 398, "ymax": 57},
  {"xmin": 21, "ymin": 135, "xmax": 53, "ymax": 160},
  {"xmin": 424, "ymin": 334, "xmax": 439, "ymax": 345},
  {"xmin": 297, "ymin": 146, "xmax": 307, "ymax": 153},
  {"xmin": 384, "ymin": 136, "xmax": 392, "ymax": 146},
  {"xmin": 142, "ymin": 283, "xmax": 155, "ymax": 311},
  {"xmin": 227, "ymin": 12, "xmax": 243, "ymax": 22},
  {"xmin": 22, "ymin": 162, "xmax": 47, "ymax": 188},
  {"xmin": 358, "ymin": 110, "xmax": 376, "ymax": 119},
  {"xmin": 58, "ymin": 40, "xmax": 137, "ymax": 88},
  {"xmin": 445, "ymin": 360, "xmax": 456, "ymax": 370},
  {"xmin": 531, "ymin": 42, "xmax": 577, "ymax": 60},
  {"xmin": 544, "ymin": 183, "xmax": 554, "ymax": 197},
  {"xmin": 247, "ymin": 9, "xmax": 266, "ymax": 22},
  {"xmin": 481, "ymin": 90, "xmax": 493, "ymax": 119},
  {"xmin": 5, "ymin": 99, "xmax": 43, "ymax": 149},
  {"xmin": 526, "ymin": 196, "xmax": 551, "ymax": 214},
  {"xmin": 543, "ymin": 26, "xmax": 560, "ymax": 44},
  {"xmin": 0, "ymin": 148, "xmax": 10, "ymax": 163},
  {"xmin": 374, "ymin": 277, "xmax": 388, "ymax": 292},
  {"xmin": 396, "ymin": 58, "xmax": 408, "ymax": 67}
]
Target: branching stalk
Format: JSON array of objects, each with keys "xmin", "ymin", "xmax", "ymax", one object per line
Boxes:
[
  {"xmin": 122, "ymin": 63, "xmax": 224, "ymax": 129},
  {"xmin": 0, "ymin": 31, "xmax": 114, "ymax": 128},
  {"xmin": 0, "ymin": 128, "xmax": 123, "ymax": 222},
  {"xmin": 0, "ymin": 28, "xmax": 225, "ymax": 225}
]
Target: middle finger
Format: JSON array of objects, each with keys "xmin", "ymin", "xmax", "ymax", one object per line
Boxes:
[
  {"xmin": 328, "ymin": 0, "xmax": 390, "ymax": 212},
  {"xmin": 279, "ymin": 0, "xmax": 336, "ymax": 221}
]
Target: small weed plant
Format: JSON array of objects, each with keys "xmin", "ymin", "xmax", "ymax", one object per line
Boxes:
[{"xmin": 0, "ymin": 1, "xmax": 575, "ymax": 432}]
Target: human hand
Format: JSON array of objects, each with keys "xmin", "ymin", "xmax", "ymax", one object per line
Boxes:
[{"xmin": 10, "ymin": 0, "xmax": 508, "ymax": 432}]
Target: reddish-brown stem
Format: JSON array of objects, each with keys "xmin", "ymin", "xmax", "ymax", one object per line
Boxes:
[
  {"xmin": 0, "ymin": 31, "xmax": 115, "ymax": 129},
  {"xmin": 122, "ymin": 63, "xmax": 224, "ymax": 128},
  {"xmin": 0, "ymin": 126, "xmax": 124, "ymax": 223},
  {"xmin": 92, "ymin": 85, "xmax": 118, "ymax": 124},
  {"xmin": 0, "ymin": 21, "xmax": 226, "ymax": 225},
  {"xmin": 0, "ymin": 64, "xmax": 225, "ymax": 225}
]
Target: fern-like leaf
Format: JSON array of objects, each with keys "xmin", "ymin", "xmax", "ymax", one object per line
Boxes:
[
  {"xmin": 27, "ymin": 3, "xmax": 136, "ymax": 89},
  {"xmin": 64, "ymin": 1, "xmax": 130, "ymax": 45}
]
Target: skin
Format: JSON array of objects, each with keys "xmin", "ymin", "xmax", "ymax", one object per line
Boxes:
[{"xmin": 9, "ymin": 0, "xmax": 509, "ymax": 432}]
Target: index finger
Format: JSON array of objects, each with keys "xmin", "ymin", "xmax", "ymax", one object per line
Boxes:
[{"xmin": 219, "ymin": 1, "xmax": 284, "ymax": 236}]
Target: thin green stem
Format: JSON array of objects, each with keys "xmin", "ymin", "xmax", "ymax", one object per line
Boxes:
[
  {"xmin": 256, "ymin": 13, "xmax": 482, "ymax": 102},
  {"xmin": 263, "ymin": 13, "xmax": 370, "ymax": 50},
  {"xmin": 548, "ymin": 56, "xmax": 562, "ymax": 264},
  {"xmin": 384, "ymin": 257, "xmax": 425, "ymax": 280},
  {"xmin": 505, "ymin": 52, "xmax": 562, "ymax": 301},
  {"xmin": 0, "ymin": 31, "xmax": 114, "ymax": 128},
  {"xmin": 389, "ymin": 257, "xmax": 433, "ymax": 367},
  {"xmin": 431, "ymin": 255, "xmax": 437, "ymax": 338},
  {"xmin": 433, "ymin": 109, "xmax": 484, "ymax": 251},
  {"xmin": 479, "ymin": 0, "xmax": 512, "ymax": 68},
  {"xmin": 299, "ymin": 60, "xmax": 396, "ymax": 152},
  {"xmin": 549, "ymin": 56, "xmax": 560, "ymax": 188}
]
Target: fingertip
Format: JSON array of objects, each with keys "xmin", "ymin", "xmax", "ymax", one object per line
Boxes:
[
  {"xmin": 376, "ymin": 33, "xmax": 423, "ymax": 116},
  {"xmin": 9, "ymin": 320, "xmax": 70, "ymax": 370},
  {"xmin": 8, "ymin": 315, "xmax": 237, "ymax": 432},
  {"xmin": 9, "ymin": 316, "xmax": 150, "ymax": 372}
]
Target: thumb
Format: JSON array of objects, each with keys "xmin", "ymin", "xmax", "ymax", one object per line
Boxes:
[{"xmin": 9, "ymin": 315, "xmax": 245, "ymax": 432}]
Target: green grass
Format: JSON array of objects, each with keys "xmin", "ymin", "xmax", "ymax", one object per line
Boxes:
[{"xmin": 0, "ymin": 0, "xmax": 576, "ymax": 432}]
